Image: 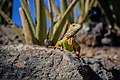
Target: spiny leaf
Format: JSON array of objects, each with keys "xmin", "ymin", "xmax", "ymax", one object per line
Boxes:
[
  {"xmin": 19, "ymin": 7, "xmax": 35, "ymax": 44},
  {"xmin": 51, "ymin": 0, "xmax": 78, "ymax": 44},
  {"xmin": 48, "ymin": 0, "xmax": 54, "ymax": 38},
  {"xmin": 78, "ymin": 0, "xmax": 84, "ymax": 14},
  {"xmin": 44, "ymin": 5, "xmax": 51, "ymax": 22},
  {"xmin": 77, "ymin": 0, "xmax": 96, "ymax": 23},
  {"xmin": 84, "ymin": 0, "xmax": 89, "ymax": 17},
  {"xmin": 0, "ymin": 9, "xmax": 25, "ymax": 43},
  {"xmin": 20, "ymin": 0, "xmax": 35, "ymax": 36},
  {"xmin": 98, "ymin": 0, "xmax": 115, "ymax": 26},
  {"xmin": 60, "ymin": 0, "xmax": 67, "ymax": 14},
  {"xmin": 0, "ymin": 0, "xmax": 7, "ymax": 9},
  {"xmin": 68, "ymin": 0, "xmax": 75, "ymax": 23},
  {"xmin": 35, "ymin": 0, "xmax": 47, "ymax": 45},
  {"xmin": 51, "ymin": 0, "xmax": 60, "ymax": 15}
]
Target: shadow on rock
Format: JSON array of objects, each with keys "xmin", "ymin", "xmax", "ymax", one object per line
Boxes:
[
  {"xmin": 112, "ymin": 66, "xmax": 120, "ymax": 80},
  {"xmin": 78, "ymin": 64, "xmax": 103, "ymax": 80}
]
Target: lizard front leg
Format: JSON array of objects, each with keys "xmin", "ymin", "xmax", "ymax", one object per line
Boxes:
[
  {"xmin": 73, "ymin": 41, "xmax": 81, "ymax": 57},
  {"xmin": 68, "ymin": 37, "xmax": 81, "ymax": 57},
  {"xmin": 55, "ymin": 40, "xmax": 63, "ymax": 48}
]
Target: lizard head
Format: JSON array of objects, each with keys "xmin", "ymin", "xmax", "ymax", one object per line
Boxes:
[{"xmin": 64, "ymin": 23, "xmax": 82, "ymax": 38}]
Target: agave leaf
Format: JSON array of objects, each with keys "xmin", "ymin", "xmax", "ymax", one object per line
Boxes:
[
  {"xmin": 20, "ymin": 0, "xmax": 35, "ymax": 36},
  {"xmin": 77, "ymin": 0, "xmax": 96, "ymax": 23},
  {"xmin": 60, "ymin": 0, "xmax": 67, "ymax": 14},
  {"xmin": 82, "ymin": 0, "xmax": 92, "ymax": 23},
  {"xmin": 44, "ymin": 5, "xmax": 51, "ymax": 22},
  {"xmin": 53, "ymin": 0, "xmax": 68, "ymax": 38},
  {"xmin": 78, "ymin": 0, "xmax": 84, "ymax": 14},
  {"xmin": 107, "ymin": 0, "xmax": 120, "ymax": 27},
  {"xmin": 38, "ymin": 4, "xmax": 51, "ymax": 21},
  {"xmin": 51, "ymin": 0, "xmax": 61, "ymax": 24},
  {"xmin": 0, "ymin": 9, "xmax": 25, "ymax": 43},
  {"xmin": 59, "ymin": 20, "xmax": 70, "ymax": 40},
  {"xmin": 19, "ymin": 7, "xmax": 35, "ymax": 44},
  {"xmin": 98, "ymin": 0, "xmax": 115, "ymax": 27},
  {"xmin": 48, "ymin": 0, "xmax": 54, "ymax": 38},
  {"xmin": 0, "ymin": 0, "xmax": 7, "ymax": 23},
  {"xmin": 76, "ymin": 15, "xmax": 83, "ymax": 24},
  {"xmin": 84, "ymin": 0, "xmax": 89, "ymax": 19},
  {"xmin": 0, "ymin": 0, "xmax": 12, "ymax": 24},
  {"xmin": 77, "ymin": 0, "xmax": 85, "ymax": 23},
  {"xmin": 26, "ymin": 0, "xmax": 30, "ymax": 12},
  {"xmin": 0, "ymin": 0, "xmax": 7, "ymax": 9},
  {"xmin": 68, "ymin": 0, "xmax": 75, "ymax": 23},
  {"xmin": 85, "ymin": 0, "xmax": 90, "ymax": 15},
  {"xmin": 90, "ymin": 0, "xmax": 97, "ymax": 7},
  {"xmin": 78, "ymin": 0, "xmax": 82, "ymax": 10},
  {"xmin": 51, "ymin": 0, "xmax": 78, "ymax": 44},
  {"xmin": 51, "ymin": 0, "xmax": 60, "ymax": 15},
  {"xmin": 60, "ymin": 0, "xmax": 74, "ymax": 39},
  {"xmin": 35, "ymin": 0, "xmax": 47, "ymax": 45}
]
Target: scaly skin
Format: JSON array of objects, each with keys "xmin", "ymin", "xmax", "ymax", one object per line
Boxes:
[{"xmin": 55, "ymin": 23, "xmax": 82, "ymax": 57}]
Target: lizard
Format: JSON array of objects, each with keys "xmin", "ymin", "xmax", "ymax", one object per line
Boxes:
[{"xmin": 55, "ymin": 23, "xmax": 82, "ymax": 57}]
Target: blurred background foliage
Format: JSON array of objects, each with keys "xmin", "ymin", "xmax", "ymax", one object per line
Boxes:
[
  {"xmin": 0, "ymin": 0, "xmax": 120, "ymax": 45},
  {"xmin": 98, "ymin": 0, "xmax": 120, "ymax": 32},
  {"xmin": 0, "ymin": 0, "xmax": 12, "ymax": 24}
]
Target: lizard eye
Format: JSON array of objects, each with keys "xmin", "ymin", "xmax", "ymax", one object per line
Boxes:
[{"xmin": 72, "ymin": 24, "xmax": 75, "ymax": 26}]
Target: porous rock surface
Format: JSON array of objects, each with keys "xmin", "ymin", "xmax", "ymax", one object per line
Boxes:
[
  {"xmin": 0, "ymin": 44, "xmax": 120, "ymax": 80},
  {"xmin": 0, "ymin": 25, "xmax": 22, "ymax": 45},
  {"xmin": 0, "ymin": 44, "xmax": 83, "ymax": 80}
]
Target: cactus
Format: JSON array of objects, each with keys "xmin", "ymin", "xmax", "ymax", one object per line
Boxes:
[{"xmin": 0, "ymin": 0, "xmax": 98, "ymax": 46}]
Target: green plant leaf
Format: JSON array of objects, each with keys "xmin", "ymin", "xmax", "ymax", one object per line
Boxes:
[
  {"xmin": 98, "ymin": 0, "xmax": 115, "ymax": 27},
  {"xmin": 51, "ymin": 0, "xmax": 78, "ymax": 44},
  {"xmin": 0, "ymin": 0, "xmax": 7, "ymax": 9},
  {"xmin": 84, "ymin": 0, "xmax": 89, "ymax": 17},
  {"xmin": 78, "ymin": 0, "xmax": 84, "ymax": 14},
  {"xmin": 77, "ymin": 0, "xmax": 96, "ymax": 23},
  {"xmin": 19, "ymin": 7, "xmax": 36, "ymax": 44},
  {"xmin": 20, "ymin": 0, "xmax": 35, "ymax": 36},
  {"xmin": 0, "ymin": 9, "xmax": 25, "ymax": 43},
  {"xmin": 60, "ymin": 0, "xmax": 67, "ymax": 14},
  {"xmin": 68, "ymin": 0, "xmax": 75, "ymax": 23},
  {"xmin": 35, "ymin": 0, "xmax": 47, "ymax": 45},
  {"xmin": 48, "ymin": 0, "xmax": 54, "ymax": 39},
  {"xmin": 51, "ymin": 0, "xmax": 60, "ymax": 15}
]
